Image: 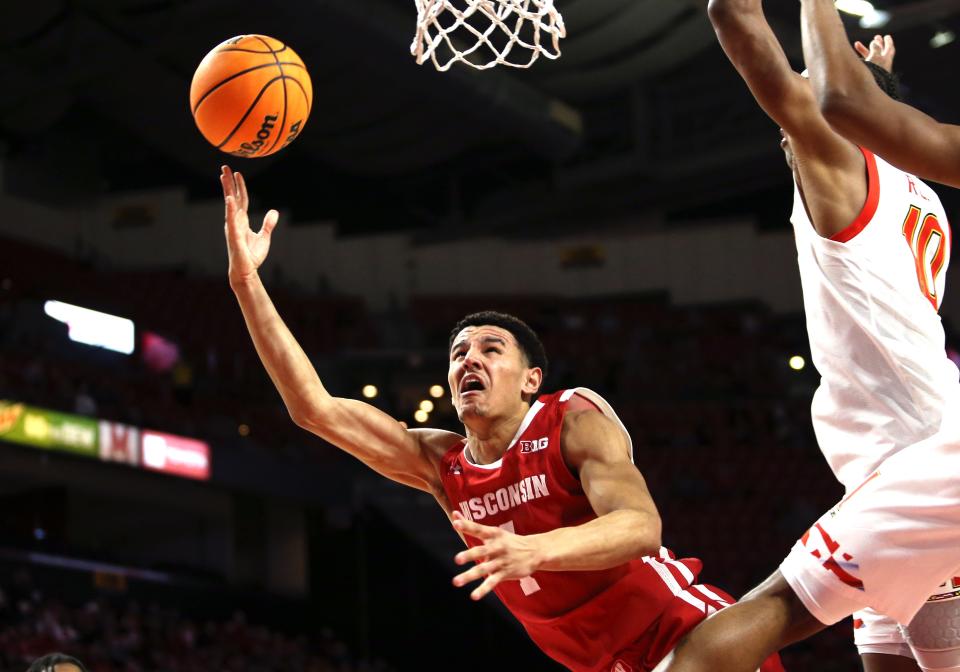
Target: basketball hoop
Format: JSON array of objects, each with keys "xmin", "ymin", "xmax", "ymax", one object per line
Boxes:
[{"xmin": 411, "ymin": 0, "xmax": 566, "ymax": 71}]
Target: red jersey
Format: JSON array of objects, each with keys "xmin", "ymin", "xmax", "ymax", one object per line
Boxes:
[{"xmin": 440, "ymin": 388, "xmax": 782, "ymax": 672}]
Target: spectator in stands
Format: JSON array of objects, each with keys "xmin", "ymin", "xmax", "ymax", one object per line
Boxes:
[{"xmin": 26, "ymin": 653, "xmax": 89, "ymax": 672}]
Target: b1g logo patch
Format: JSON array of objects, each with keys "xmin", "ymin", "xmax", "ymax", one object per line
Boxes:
[{"xmin": 519, "ymin": 437, "xmax": 549, "ymax": 453}]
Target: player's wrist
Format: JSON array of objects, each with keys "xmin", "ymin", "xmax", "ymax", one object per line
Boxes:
[
  {"xmin": 529, "ymin": 532, "xmax": 555, "ymax": 571},
  {"xmin": 229, "ymin": 268, "xmax": 261, "ymax": 292}
]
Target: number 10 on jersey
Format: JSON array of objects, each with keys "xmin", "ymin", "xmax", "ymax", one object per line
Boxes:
[{"xmin": 902, "ymin": 206, "xmax": 948, "ymax": 309}]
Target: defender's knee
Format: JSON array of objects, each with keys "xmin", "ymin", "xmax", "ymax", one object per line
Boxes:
[{"xmin": 903, "ymin": 599, "xmax": 960, "ymax": 672}]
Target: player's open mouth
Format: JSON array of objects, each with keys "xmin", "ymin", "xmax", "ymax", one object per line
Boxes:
[{"xmin": 459, "ymin": 375, "xmax": 486, "ymax": 396}]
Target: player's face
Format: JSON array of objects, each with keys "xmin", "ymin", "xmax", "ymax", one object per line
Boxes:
[{"xmin": 448, "ymin": 325, "xmax": 538, "ymax": 422}]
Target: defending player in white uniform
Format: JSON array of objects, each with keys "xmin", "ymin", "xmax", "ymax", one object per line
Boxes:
[
  {"xmin": 653, "ymin": 1, "xmax": 960, "ymax": 671},
  {"xmin": 788, "ymin": 142, "xmax": 960, "ymax": 670}
]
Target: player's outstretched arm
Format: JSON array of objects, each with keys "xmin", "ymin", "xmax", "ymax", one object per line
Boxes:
[
  {"xmin": 221, "ymin": 166, "xmax": 452, "ymax": 492},
  {"xmin": 707, "ymin": 0, "xmax": 823, "ymax": 138},
  {"xmin": 801, "ymin": 0, "xmax": 960, "ymax": 188},
  {"xmin": 707, "ymin": 0, "xmax": 870, "ymax": 239},
  {"xmin": 451, "ymin": 410, "xmax": 662, "ymax": 600}
]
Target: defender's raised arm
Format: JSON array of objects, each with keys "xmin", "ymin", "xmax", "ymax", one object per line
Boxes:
[
  {"xmin": 221, "ymin": 166, "xmax": 451, "ymax": 493},
  {"xmin": 801, "ymin": 0, "xmax": 960, "ymax": 188}
]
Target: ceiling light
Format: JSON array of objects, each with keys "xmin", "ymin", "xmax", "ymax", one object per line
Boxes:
[
  {"xmin": 931, "ymin": 30, "xmax": 956, "ymax": 49},
  {"xmin": 859, "ymin": 9, "xmax": 890, "ymax": 29},
  {"xmin": 835, "ymin": 0, "xmax": 876, "ymax": 17}
]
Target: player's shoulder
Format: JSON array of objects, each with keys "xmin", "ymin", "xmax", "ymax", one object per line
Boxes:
[
  {"xmin": 538, "ymin": 387, "xmax": 606, "ymax": 412},
  {"xmin": 552, "ymin": 388, "xmax": 634, "ymax": 462},
  {"xmin": 409, "ymin": 427, "xmax": 466, "ymax": 463}
]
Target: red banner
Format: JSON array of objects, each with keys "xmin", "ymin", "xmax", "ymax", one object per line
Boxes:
[{"xmin": 141, "ymin": 430, "xmax": 210, "ymax": 481}]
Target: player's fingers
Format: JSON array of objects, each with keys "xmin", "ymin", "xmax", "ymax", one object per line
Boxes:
[
  {"xmin": 236, "ymin": 172, "xmax": 250, "ymax": 212},
  {"xmin": 454, "ymin": 545, "xmax": 489, "ymax": 566},
  {"xmin": 220, "ymin": 166, "xmax": 236, "ymax": 204},
  {"xmin": 884, "ymin": 34, "xmax": 895, "ymax": 55},
  {"xmin": 453, "ymin": 517, "xmax": 497, "ymax": 539},
  {"xmin": 261, "ymin": 209, "xmax": 279, "ymax": 237},
  {"xmin": 471, "ymin": 572, "xmax": 503, "ymax": 601},
  {"xmin": 854, "ymin": 41, "xmax": 869, "ymax": 58},
  {"xmin": 453, "ymin": 561, "xmax": 497, "ymax": 589}
]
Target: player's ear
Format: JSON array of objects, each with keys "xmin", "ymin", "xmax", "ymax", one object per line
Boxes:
[{"xmin": 522, "ymin": 367, "xmax": 543, "ymax": 396}]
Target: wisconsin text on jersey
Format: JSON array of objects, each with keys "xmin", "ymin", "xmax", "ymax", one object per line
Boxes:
[{"xmin": 456, "ymin": 473, "xmax": 550, "ymax": 522}]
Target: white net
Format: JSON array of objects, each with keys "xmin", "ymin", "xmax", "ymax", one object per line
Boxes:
[{"xmin": 411, "ymin": 0, "xmax": 566, "ymax": 71}]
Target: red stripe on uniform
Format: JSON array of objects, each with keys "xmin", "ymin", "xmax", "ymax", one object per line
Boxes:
[{"xmin": 831, "ymin": 147, "xmax": 880, "ymax": 243}]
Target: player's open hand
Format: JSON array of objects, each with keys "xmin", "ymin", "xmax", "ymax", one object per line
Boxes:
[
  {"xmin": 451, "ymin": 512, "xmax": 544, "ymax": 601},
  {"xmin": 221, "ymin": 165, "xmax": 279, "ymax": 287},
  {"xmin": 855, "ymin": 34, "xmax": 895, "ymax": 73}
]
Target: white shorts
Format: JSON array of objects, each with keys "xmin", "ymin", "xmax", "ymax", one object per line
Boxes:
[
  {"xmin": 854, "ymin": 608, "xmax": 913, "ymax": 657},
  {"xmin": 854, "ymin": 578, "xmax": 960, "ymax": 658},
  {"xmin": 779, "ymin": 419, "xmax": 960, "ymax": 626}
]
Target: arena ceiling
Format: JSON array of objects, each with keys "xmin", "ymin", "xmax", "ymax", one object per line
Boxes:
[{"xmin": 1, "ymin": 0, "xmax": 959, "ymax": 237}]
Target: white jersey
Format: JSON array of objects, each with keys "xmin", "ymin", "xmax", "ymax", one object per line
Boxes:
[{"xmin": 791, "ymin": 147, "xmax": 959, "ymax": 489}]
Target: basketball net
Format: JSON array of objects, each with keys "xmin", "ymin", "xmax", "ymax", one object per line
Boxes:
[{"xmin": 411, "ymin": 0, "xmax": 566, "ymax": 71}]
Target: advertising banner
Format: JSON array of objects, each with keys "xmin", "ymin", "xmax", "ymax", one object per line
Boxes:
[
  {"xmin": 0, "ymin": 401, "xmax": 98, "ymax": 457},
  {"xmin": 141, "ymin": 430, "xmax": 211, "ymax": 481},
  {"xmin": 98, "ymin": 420, "xmax": 141, "ymax": 466}
]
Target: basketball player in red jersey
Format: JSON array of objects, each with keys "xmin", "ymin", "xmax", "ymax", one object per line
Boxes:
[
  {"xmin": 220, "ymin": 166, "xmax": 784, "ymax": 672},
  {"xmin": 654, "ymin": 2, "xmax": 960, "ymax": 672}
]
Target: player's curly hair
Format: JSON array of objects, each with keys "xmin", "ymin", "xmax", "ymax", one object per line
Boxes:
[
  {"xmin": 27, "ymin": 653, "xmax": 90, "ymax": 672},
  {"xmin": 864, "ymin": 60, "xmax": 903, "ymax": 102},
  {"xmin": 450, "ymin": 311, "xmax": 548, "ymax": 382}
]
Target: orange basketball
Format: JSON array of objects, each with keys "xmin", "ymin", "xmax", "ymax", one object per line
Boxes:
[{"xmin": 190, "ymin": 35, "xmax": 312, "ymax": 158}]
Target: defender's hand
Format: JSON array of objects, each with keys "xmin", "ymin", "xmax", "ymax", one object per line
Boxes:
[
  {"xmin": 451, "ymin": 512, "xmax": 544, "ymax": 601},
  {"xmin": 855, "ymin": 34, "xmax": 895, "ymax": 73},
  {"xmin": 221, "ymin": 165, "xmax": 279, "ymax": 287}
]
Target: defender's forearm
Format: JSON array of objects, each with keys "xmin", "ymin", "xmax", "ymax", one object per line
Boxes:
[
  {"xmin": 801, "ymin": 0, "xmax": 875, "ymax": 110},
  {"xmin": 231, "ymin": 274, "xmax": 332, "ymax": 421},
  {"xmin": 534, "ymin": 509, "xmax": 661, "ymax": 572}
]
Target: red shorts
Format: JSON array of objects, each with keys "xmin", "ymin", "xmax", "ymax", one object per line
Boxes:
[{"xmin": 606, "ymin": 583, "xmax": 786, "ymax": 672}]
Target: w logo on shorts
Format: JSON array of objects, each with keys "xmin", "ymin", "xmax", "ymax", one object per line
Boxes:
[
  {"xmin": 610, "ymin": 661, "xmax": 633, "ymax": 672},
  {"xmin": 801, "ymin": 523, "xmax": 864, "ymax": 590}
]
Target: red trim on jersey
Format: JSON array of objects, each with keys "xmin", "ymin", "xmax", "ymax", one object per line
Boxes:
[{"xmin": 830, "ymin": 147, "xmax": 880, "ymax": 243}]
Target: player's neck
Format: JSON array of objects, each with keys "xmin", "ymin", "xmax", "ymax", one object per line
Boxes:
[{"xmin": 464, "ymin": 406, "xmax": 529, "ymax": 465}]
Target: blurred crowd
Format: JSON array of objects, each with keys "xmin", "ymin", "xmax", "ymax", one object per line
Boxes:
[{"xmin": 0, "ymin": 571, "xmax": 393, "ymax": 672}]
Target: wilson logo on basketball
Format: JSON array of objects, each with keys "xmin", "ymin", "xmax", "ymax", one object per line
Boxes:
[
  {"xmin": 0, "ymin": 403, "xmax": 24, "ymax": 435},
  {"xmin": 232, "ymin": 114, "xmax": 279, "ymax": 157}
]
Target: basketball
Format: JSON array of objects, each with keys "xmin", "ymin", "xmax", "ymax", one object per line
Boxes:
[{"xmin": 190, "ymin": 35, "xmax": 312, "ymax": 158}]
